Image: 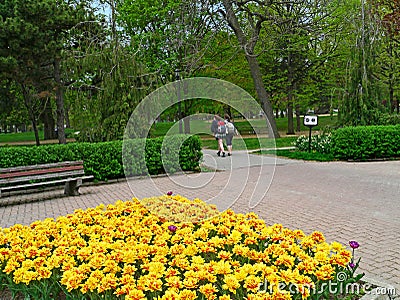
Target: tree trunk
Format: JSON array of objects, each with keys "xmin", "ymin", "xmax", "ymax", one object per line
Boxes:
[
  {"xmin": 31, "ymin": 120, "xmax": 40, "ymax": 146},
  {"xmin": 222, "ymin": 0, "xmax": 280, "ymax": 138},
  {"xmin": 42, "ymin": 98, "xmax": 56, "ymax": 140},
  {"xmin": 287, "ymin": 51, "xmax": 295, "ymax": 134},
  {"xmin": 295, "ymin": 104, "xmax": 301, "ymax": 132},
  {"xmin": 287, "ymin": 101, "xmax": 294, "ymax": 134},
  {"xmin": 184, "ymin": 116, "xmax": 191, "ymax": 134},
  {"xmin": 389, "ymin": 83, "xmax": 394, "ymax": 113},
  {"xmin": 247, "ymin": 55, "xmax": 280, "ymax": 138},
  {"xmin": 54, "ymin": 58, "xmax": 66, "ymax": 144},
  {"xmin": 21, "ymin": 84, "xmax": 40, "ymax": 146}
]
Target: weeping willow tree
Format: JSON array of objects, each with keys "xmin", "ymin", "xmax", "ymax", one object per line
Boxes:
[
  {"xmin": 64, "ymin": 8, "xmax": 158, "ymax": 142},
  {"xmin": 340, "ymin": 0, "xmax": 384, "ymax": 125}
]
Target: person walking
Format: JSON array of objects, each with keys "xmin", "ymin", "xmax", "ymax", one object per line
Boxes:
[
  {"xmin": 211, "ymin": 115, "xmax": 226, "ymax": 157},
  {"xmin": 224, "ymin": 114, "xmax": 238, "ymax": 156}
]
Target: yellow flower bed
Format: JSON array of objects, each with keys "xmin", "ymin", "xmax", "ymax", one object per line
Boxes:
[
  {"xmin": 0, "ymin": 195, "xmax": 353, "ymax": 300},
  {"xmin": 141, "ymin": 195, "xmax": 219, "ymax": 223}
]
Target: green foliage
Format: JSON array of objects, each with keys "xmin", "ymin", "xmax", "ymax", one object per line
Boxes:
[
  {"xmin": 0, "ymin": 0, "xmax": 96, "ymax": 145},
  {"xmin": 369, "ymin": 111, "xmax": 400, "ymax": 125},
  {"xmin": 339, "ymin": 1, "xmax": 385, "ymax": 126},
  {"xmin": 330, "ymin": 125, "xmax": 400, "ymax": 160},
  {"xmin": 0, "ymin": 135, "xmax": 202, "ymax": 180},
  {"xmin": 66, "ymin": 44, "xmax": 153, "ymax": 143},
  {"xmin": 117, "ymin": 0, "xmax": 212, "ymax": 81}
]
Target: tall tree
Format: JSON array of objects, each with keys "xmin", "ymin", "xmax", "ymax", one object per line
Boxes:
[
  {"xmin": 118, "ymin": 0, "xmax": 218, "ymax": 134},
  {"xmin": 255, "ymin": 0, "xmax": 351, "ymax": 133},
  {"xmin": 373, "ymin": 0, "xmax": 400, "ymax": 113},
  {"xmin": 340, "ymin": 0, "xmax": 383, "ymax": 125},
  {"xmin": 0, "ymin": 0, "xmax": 94, "ymax": 145},
  {"xmin": 64, "ymin": 3, "xmax": 154, "ymax": 142},
  {"xmin": 212, "ymin": 0, "xmax": 280, "ymax": 137}
]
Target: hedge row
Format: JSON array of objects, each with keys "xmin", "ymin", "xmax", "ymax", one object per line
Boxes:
[
  {"xmin": 0, "ymin": 135, "xmax": 202, "ymax": 180},
  {"xmin": 330, "ymin": 125, "xmax": 400, "ymax": 160}
]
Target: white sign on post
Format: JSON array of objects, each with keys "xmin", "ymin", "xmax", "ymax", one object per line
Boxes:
[
  {"xmin": 304, "ymin": 115, "xmax": 318, "ymax": 126},
  {"xmin": 303, "ymin": 115, "xmax": 318, "ymax": 152}
]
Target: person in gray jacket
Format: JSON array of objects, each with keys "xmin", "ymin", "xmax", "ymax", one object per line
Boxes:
[{"xmin": 224, "ymin": 114, "xmax": 238, "ymax": 156}]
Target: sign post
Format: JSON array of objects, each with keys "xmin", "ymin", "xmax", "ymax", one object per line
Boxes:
[{"xmin": 303, "ymin": 115, "xmax": 318, "ymax": 152}]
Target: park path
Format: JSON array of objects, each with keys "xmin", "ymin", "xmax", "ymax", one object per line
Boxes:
[{"xmin": 0, "ymin": 150, "xmax": 399, "ymax": 295}]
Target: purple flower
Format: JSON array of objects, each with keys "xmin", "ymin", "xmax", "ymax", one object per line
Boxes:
[
  {"xmin": 349, "ymin": 262, "xmax": 355, "ymax": 268},
  {"xmin": 168, "ymin": 225, "xmax": 177, "ymax": 232},
  {"xmin": 349, "ymin": 240, "xmax": 360, "ymax": 249},
  {"xmin": 167, "ymin": 191, "xmax": 173, "ymax": 196}
]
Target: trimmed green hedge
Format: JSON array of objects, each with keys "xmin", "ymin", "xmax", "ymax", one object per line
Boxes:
[
  {"xmin": 330, "ymin": 125, "xmax": 400, "ymax": 160},
  {"xmin": 0, "ymin": 135, "xmax": 202, "ymax": 180}
]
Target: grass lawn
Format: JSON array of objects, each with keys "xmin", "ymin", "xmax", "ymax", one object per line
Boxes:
[
  {"xmin": 0, "ymin": 131, "xmax": 45, "ymax": 143},
  {"xmin": 0, "ymin": 129, "xmax": 76, "ymax": 144},
  {"xmin": 255, "ymin": 149, "xmax": 335, "ymax": 161},
  {"xmin": 150, "ymin": 115, "xmax": 338, "ymax": 137},
  {"xmin": 1, "ymin": 116, "xmax": 336, "ymax": 150}
]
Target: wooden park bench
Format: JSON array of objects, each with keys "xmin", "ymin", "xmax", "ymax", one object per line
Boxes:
[{"xmin": 0, "ymin": 161, "xmax": 94, "ymax": 198}]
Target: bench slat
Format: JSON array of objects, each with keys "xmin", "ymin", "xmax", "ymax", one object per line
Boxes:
[
  {"xmin": 0, "ymin": 170, "xmax": 85, "ymax": 185},
  {"xmin": 0, "ymin": 165, "xmax": 83, "ymax": 180},
  {"xmin": 0, "ymin": 161, "xmax": 93, "ymax": 198},
  {"xmin": 0, "ymin": 161, "xmax": 84, "ymax": 174},
  {"xmin": 1, "ymin": 175, "xmax": 94, "ymax": 193}
]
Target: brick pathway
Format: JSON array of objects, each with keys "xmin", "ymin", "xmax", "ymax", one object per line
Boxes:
[{"xmin": 0, "ymin": 155, "xmax": 399, "ymax": 296}]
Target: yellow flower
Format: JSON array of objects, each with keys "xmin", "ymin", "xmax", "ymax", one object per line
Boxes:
[
  {"xmin": 300, "ymin": 236, "xmax": 316, "ymax": 249},
  {"xmin": 222, "ymin": 274, "xmax": 240, "ymax": 293},
  {"xmin": 60, "ymin": 268, "xmax": 86, "ymax": 292},
  {"xmin": 314, "ymin": 250, "xmax": 329, "ymax": 263},
  {"xmin": 227, "ymin": 230, "xmax": 243, "ymax": 244},
  {"xmin": 183, "ymin": 276, "xmax": 198, "ymax": 289},
  {"xmin": 199, "ymin": 283, "xmax": 218, "ymax": 300},
  {"xmin": 232, "ymin": 244, "xmax": 249, "ymax": 257},
  {"xmin": 329, "ymin": 251, "xmax": 351, "ymax": 266},
  {"xmin": 244, "ymin": 236, "xmax": 258, "ymax": 246},
  {"xmin": 217, "ymin": 251, "xmax": 232, "ymax": 260},
  {"xmin": 146, "ymin": 261, "xmax": 165, "ymax": 277},
  {"xmin": 98, "ymin": 273, "xmax": 118, "ymax": 293},
  {"xmin": 80, "ymin": 275, "xmax": 99, "ymax": 293},
  {"xmin": 158, "ymin": 289, "xmax": 180, "ymax": 300},
  {"xmin": 213, "ymin": 260, "xmax": 232, "ymax": 275},
  {"xmin": 170, "ymin": 244, "xmax": 185, "ymax": 256},
  {"xmin": 330, "ymin": 241, "xmax": 344, "ymax": 252},
  {"xmin": 36, "ymin": 266, "xmax": 52, "ymax": 280},
  {"xmin": 0, "ymin": 195, "xmax": 354, "ymax": 300},
  {"xmin": 244, "ymin": 275, "xmax": 261, "ymax": 293},
  {"xmin": 279, "ymin": 268, "xmax": 295, "ymax": 284},
  {"xmin": 166, "ymin": 275, "xmax": 183, "ymax": 289},
  {"xmin": 183, "ymin": 244, "xmax": 198, "ymax": 256},
  {"xmin": 297, "ymin": 284, "xmax": 311, "ymax": 299},
  {"xmin": 297, "ymin": 258, "xmax": 317, "ymax": 274},
  {"xmin": 315, "ymin": 264, "xmax": 335, "ymax": 281},
  {"xmin": 126, "ymin": 288, "xmax": 146, "ymax": 300},
  {"xmin": 310, "ymin": 231, "xmax": 325, "ymax": 243},
  {"xmin": 179, "ymin": 289, "xmax": 197, "ymax": 300}
]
